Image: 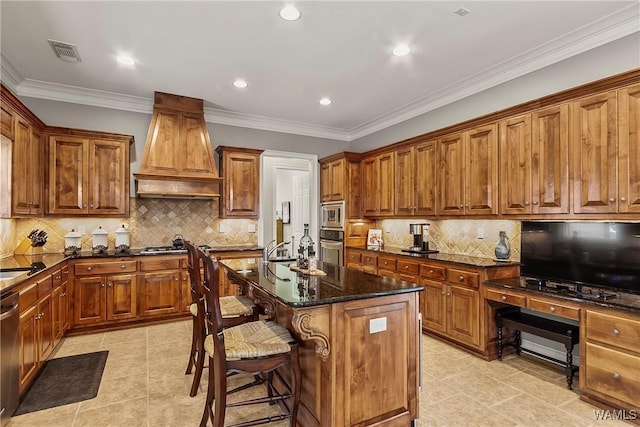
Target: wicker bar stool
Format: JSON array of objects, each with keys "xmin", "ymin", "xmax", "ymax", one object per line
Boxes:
[
  {"xmin": 184, "ymin": 241, "xmax": 259, "ymax": 397},
  {"xmin": 196, "ymin": 248, "xmax": 301, "ymax": 427}
]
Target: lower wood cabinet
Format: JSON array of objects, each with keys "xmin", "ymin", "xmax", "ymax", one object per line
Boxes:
[
  {"xmin": 215, "ymin": 250, "xmax": 262, "ymax": 296},
  {"xmin": 138, "ymin": 257, "xmax": 182, "ymax": 317}
]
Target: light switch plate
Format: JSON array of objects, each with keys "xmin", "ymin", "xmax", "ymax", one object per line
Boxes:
[
  {"xmin": 369, "ymin": 317, "xmax": 387, "ymax": 334},
  {"xmin": 477, "ymin": 227, "xmax": 484, "ymax": 239},
  {"xmin": 248, "ymin": 224, "xmax": 256, "ymax": 233},
  {"xmin": 219, "ymin": 223, "xmax": 226, "ymax": 233}
]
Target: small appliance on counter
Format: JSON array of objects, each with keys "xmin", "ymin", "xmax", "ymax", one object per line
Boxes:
[
  {"xmin": 402, "ymin": 223, "xmax": 438, "ymax": 254},
  {"xmin": 91, "ymin": 226, "xmax": 108, "ymax": 254},
  {"xmin": 115, "ymin": 224, "xmax": 131, "ymax": 254},
  {"xmin": 64, "ymin": 229, "xmax": 82, "ymax": 255}
]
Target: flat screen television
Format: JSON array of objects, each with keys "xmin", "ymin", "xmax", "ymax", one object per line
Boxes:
[{"xmin": 520, "ymin": 221, "xmax": 640, "ymax": 295}]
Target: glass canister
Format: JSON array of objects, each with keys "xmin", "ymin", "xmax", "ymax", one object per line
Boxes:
[
  {"xmin": 64, "ymin": 229, "xmax": 82, "ymax": 255},
  {"xmin": 92, "ymin": 226, "xmax": 109, "ymax": 254},
  {"xmin": 115, "ymin": 224, "xmax": 130, "ymax": 253}
]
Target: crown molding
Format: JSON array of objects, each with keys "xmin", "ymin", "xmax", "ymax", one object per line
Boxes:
[
  {"xmin": 9, "ymin": 4, "xmax": 638, "ymax": 143},
  {"xmin": 349, "ymin": 4, "xmax": 640, "ymax": 140}
]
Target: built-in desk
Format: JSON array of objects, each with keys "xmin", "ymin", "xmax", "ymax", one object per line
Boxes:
[
  {"xmin": 221, "ymin": 258, "xmax": 423, "ymax": 427},
  {"xmin": 483, "ymin": 278, "xmax": 640, "ymax": 423}
]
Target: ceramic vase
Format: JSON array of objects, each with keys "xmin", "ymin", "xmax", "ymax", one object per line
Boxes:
[{"xmin": 495, "ymin": 231, "xmax": 511, "ymax": 260}]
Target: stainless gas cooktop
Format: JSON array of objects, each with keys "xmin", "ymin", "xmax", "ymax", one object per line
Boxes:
[{"xmin": 140, "ymin": 245, "xmax": 212, "ymax": 255}]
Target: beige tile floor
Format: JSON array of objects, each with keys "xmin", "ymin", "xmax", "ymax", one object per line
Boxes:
[{"xmin": 6, "ymin": 320, "xmax": 631, "ymax": 427}]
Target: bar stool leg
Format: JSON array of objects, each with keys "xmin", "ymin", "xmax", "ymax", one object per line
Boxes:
[
  {"xmin": 515, "ymin": 330, "xmax": 522, "ymax": 355},
  {"xmin": 497, "ymin": 324, "xmax": 504, "ymax": 361},
  {"xmin": 565, "ymin": 344, "xmax": 574, "ymax": 390}
]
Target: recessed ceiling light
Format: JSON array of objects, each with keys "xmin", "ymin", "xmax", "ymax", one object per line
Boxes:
[
  {"xmin": 233, "ymin": 79, "xmax": 248, "ymax": 88},
  {"xmin": 454, "ymin": 7, "xmax": 471, "ymax": 16},
  {"xmin": 280, "ymin": 4, "xmax": 301, "ymax": 21},
  {"xmin": 319, "ymin": 97, "xmax": 331, "ymax": 106},
  {"xmin": 116, "ymin": 55, "xmax": 135, "ymax": 66},
  {"xmin": 392, "ymin": 44, "xmax": 410, "ymax": 57}
]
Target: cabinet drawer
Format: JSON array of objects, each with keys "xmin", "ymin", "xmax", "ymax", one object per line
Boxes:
[
  {"xmin": 37, "ymin": 275, "xmax": 53, "ymax": 298},
  {"xmin": 362, "ymin": 254, "xmax": 377, "ymax": 268},
  {"xmin": 75, "ymin": 260, "xmax": 137, "ymax": 276},
  {"xmin": 420, "ymin": 264, "xmax": 446, "ymax": 281},
  {"xmin": 346, "ymin": 252, "xmax": 361, "ymax": 264},
  {"xmin": 585, "ymin": 311, "xmax": 640, "ymax": 352},
  {"xmin": 19, "ymin": 283, "xmax": 37, "ymax": 314},
  {"xmin": 585, "ymin": 342, "xmax": 640, "ymax": 406},
  {"xmin": 485, "ymin": 287, "xmax": 526, "ymax": 307},
  {"xmin": 397, "ymin": 260, "xmax": 419, "ymax": 276},
  {"xmin": 447, "ymin": 268, "xmax": 479, "ymax": 288},
  {"xmin": 528, "ymin": 297, "xmax": 580, "ymax": 320},
  {"xmin": 139, "ymin": 258, "xmax": 181, "ymax": 271},
  {"xmin": 377, "ymin": 256, "xmax": 396, "ymax": 271},
  {"xmin": 52, "ymin": 269, "xmax": 63, "ymax": 287}
]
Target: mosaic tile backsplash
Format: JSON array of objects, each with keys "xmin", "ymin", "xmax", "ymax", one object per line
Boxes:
[
  {"xmin": 4, "ymin": 198, "xmax": 258, "ymax": 255},
  {"xmin": 378, "ymin": 219, "xmax": 521, "ymax": 261}
]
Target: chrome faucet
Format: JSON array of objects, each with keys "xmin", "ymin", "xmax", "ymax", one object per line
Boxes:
[{"xmin": 262, "ymin": 240, "xmax": 290, "ymax": 264}]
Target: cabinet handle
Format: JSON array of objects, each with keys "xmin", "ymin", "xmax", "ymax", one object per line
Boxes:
[
  {"xmin": 612, "ymin": 328, "xmax": 620, "ymax": 336},
  {"xmin": 612, "ymin": 372, "xmax": 620, "ymax": 380},
  {"xmin": 35, "ymin": 314, "xmax": 41, "ymax": 320},
  {"xmin": 87, "ymin": 266, "xmax": 93, "ymax": 271},
  {"xmin": 501, "ymin": 295, "xmax": 507, "ymax": 301},
  {"xmin": 120, "ymin": 264, "xmax": 126, "ymax": 269},
  {"xmin": 549, "ymin": 306, "xmax": 556, "ymax": 312},
  {"xmin": 458, "ymin": 275, "xmax": 465, "ymax": 282}
]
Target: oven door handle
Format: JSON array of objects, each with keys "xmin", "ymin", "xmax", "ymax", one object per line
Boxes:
[{"xmin": 320, "ymin": 240, "xmax": 343, "ymax": 249}]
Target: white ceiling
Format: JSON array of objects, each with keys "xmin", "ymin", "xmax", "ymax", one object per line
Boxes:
[{"xmin": 1, "ymin": 1, "xmax": 639, "ymax": 141}]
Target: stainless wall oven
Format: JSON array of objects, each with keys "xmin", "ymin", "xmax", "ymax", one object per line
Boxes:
[{"xmin": 319, "ymin": 228, "xmax": 344, "ymax": 266}]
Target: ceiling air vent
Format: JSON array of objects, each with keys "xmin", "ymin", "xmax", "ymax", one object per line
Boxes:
[{"xmin": 47, "ymin": 39, "xmax": 82, "ymax": 62}]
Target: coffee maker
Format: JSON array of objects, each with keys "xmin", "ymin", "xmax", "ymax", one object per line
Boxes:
[{"xmin": 402, "ymin": 223, "xmax": 437, "ymax": 254}]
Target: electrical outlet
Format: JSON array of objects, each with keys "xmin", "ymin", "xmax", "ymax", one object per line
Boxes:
[
  {"xmin": 219, "ymin": 223, "xmax": 226, "ymax": 233},
  {"xmin": 477, "ymin": 227, "xmax": 484, "ymax": 239},
  {"xmin": 247, "ymin": 224, "xmax": 256, "ymax": 233}
]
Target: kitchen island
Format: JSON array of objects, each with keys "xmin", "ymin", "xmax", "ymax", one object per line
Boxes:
[{"xmin": 221, "ymin": 258, "xmax": 424, "ymax": 427}]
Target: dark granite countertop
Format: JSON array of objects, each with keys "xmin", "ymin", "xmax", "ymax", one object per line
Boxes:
[
  {"xmin": 484, "ymin": 277, "xmax": 640, "ymax": 314},
  {"xmin": 221, "ymin": 257, "xmax": 424, "ymax": 308},
  {"xmin": 346, "ymin": 246, "xmax": 520, "ymax": 268}
]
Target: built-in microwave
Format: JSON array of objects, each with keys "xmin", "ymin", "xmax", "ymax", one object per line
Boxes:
[{"xmin": 321, "ymin": 201, "xmax": 345, "ymax": 230}]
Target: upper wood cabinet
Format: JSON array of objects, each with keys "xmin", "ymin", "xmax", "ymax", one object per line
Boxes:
[
  {"xmin": 320, "ymin": 158, "xmax": 345, "ymax": 202},
  {"xmin": 618, "ymin": 83, "xmax": 640, "ymax": 214},
  {"xmin": 216, "ymin": 146, "xmax": 263, "ymax": 218},
  {"xmin": 499, "ymin": 104, "xmax": 569, "ymax": 215},
  {"xmin": 438, "ymin": 125, "xmax": 498, "ymax": 216},
  {"xmin": 319, "ymin": 152, "xmax": 365, "ymax": 219},
  {"xmin": 47, "ymin": 130, "xmax": 132, "ymax": 216},
  {"xmin": 362, "ymin": 152, "xmax": 394, "ymax": 217},
  {"xmin": 395, "ymin": 140, "xmax": 437, "ymax": 216}
]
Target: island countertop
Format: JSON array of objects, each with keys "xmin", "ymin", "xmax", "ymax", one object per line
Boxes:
[{"xmin": 220, "ymin": 257, "xmax": 424, "ymax": 308}]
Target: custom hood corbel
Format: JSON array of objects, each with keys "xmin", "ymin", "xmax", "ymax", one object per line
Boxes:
[{"xmin": 134, "ymin": 92, "xmax": 222, "ymax": 198}]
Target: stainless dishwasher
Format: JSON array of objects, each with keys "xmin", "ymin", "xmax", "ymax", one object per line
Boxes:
[{"xmin": 1, "ymin": 291, "xmax": 20, "ymax": 422}]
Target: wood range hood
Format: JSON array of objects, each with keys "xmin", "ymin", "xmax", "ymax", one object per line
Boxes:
[{"xmin": 134, "ymin": 92, "xmax": 222, "ymax": 198}]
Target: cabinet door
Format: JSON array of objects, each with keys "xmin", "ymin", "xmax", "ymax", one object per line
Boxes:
[
  {"xmin": 499, "ymin": 115, "xmax": 532, "ymax": 214},
  {"xmin": 144, "ymin": 109, "xmax": 181, "ymax": 174},
  {"xmin": 422, "ymin": 280, "xmax": 447, "ymax": 334},
  {"xmin": 106, "ymin": 274, "xmax": 137, "ymax": 321},
  {"xmin": 438, "ymin": 133, "xmax": 465, "ymax": 216},
  {"xmin": 362, "ymin": 156, "xmax": 379, "ymax": 216},
  {"xmin": 378, "ymin": 152, "xmax": 395, "ymax": 216},
  {"xmin": 48, "ymin": 135, "xmax": 88, "ymax": 214},
  {"xmin": 531, "ymin": 104, "xmax": 569, "ymax": 214},
  {"xmin": 52, "ymin": 285, "xmax": 64, "ymax": 346},
  {"xmin": 465, "ymin": 124, "xmax": 498, "ymax": 215},
  {"xmin": 618, "ymin": 83, "xmax": 640, "ymax": 213},
  {"xmin": 394, "ymin": 146, "xmax": 414, "ymax": 216},
  {"xmin": 571, "ymin": 91, "xmax": 618, "ymax": 213},
  {"xmin": 320, "ymin": 162, "xmax": 331, "ymax": 202},
  {"xmin": 221, "ymin": 150, "xmax": 260, "ymax": 218},
  {"xmin": 12, "ymin": 116, "xmax": 37, "ymax": 216},
  {"xmin": 29, "ymin": 128, "xmax": 44, "ymax": 215},
  {"xmin": 19, "ymin": 304, "xmax": 39, "ymax": 394},
  {"xmin": 329, "ymin": 159, "xmax": 344, "ymax": 200},
  {"xmin": 37, "ymin": 293, "xmax": 55, "ymax": 362},
  {"xmin": 1, "ymin": 101, "xmax": 15, "ymax": 139},
  {"xmin": 447, "ymin": 285, "xmax": 480, "ymax": 347},
  {"xmin": 74, "ymin": 276, "xmax": 106, "ymax": 325},
  {"xmin": 139, "ymin": 271, "xmax": 181, "ymax": 317},
  {"xmin": 60, "ymin": 266, "xmax": 70, "ymax": 331},
  {"xmin": 89, "ymin": 139, "xmax": 129, "ymax": 215},
  {"xmin": 414, "ymin": 140, "xmax": 437, "ymax": 216},
  {"xmin": 181, "ymin": 112, "xmax": 217, "ymax": 176}
]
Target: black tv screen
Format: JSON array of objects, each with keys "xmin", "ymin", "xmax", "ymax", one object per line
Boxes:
[{"xmin": 520, "ymin": 221, "xmax": 640, "ymax": 294}]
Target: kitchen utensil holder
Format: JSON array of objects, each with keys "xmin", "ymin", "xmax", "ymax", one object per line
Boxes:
[{"xmin": 14, "ymin": 237, "xmax": 43, "ymax": 255}]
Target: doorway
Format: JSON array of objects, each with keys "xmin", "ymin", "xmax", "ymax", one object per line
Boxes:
[{"xmin": 260, "ymin": 151, "xmax": 318, "ymax": 255}]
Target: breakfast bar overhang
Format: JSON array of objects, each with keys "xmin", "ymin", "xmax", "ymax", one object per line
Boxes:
[{"xmin": 220, "ymin": 258, "xmax": 424, "ymax": 427}]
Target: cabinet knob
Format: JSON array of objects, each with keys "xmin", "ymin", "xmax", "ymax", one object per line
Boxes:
[
  {"xmin": 90, "ymin": 204, "xmax": 94, "ymax": 208},
  {"xmin": 609, "ymin": 198, "xmax": 615, "ymax": 203},
  {"xmin": 429, "ymin": 269, "xmax": 434, "ymax": 274},
  {"xmin": 120, "ymin": 264, "xmax": 126, "ymax": 269},
  {"xmin": 525, "ymin": 201, "xmax": 530, "ymax": 205},
  {"xmin": 107, "ymin": 283, "xmax": 112, "ymax": 287},
  {"xmin": 620, "ymin": 197, "xmax": 626, "ymax": 202},
  {"xmin": 549, "ymin": 306, "xmax": 556, "ymax": 312},
  {"xmin": 501, "ymin": 295, "xmax": 507, "ymax": 301},
  {"xmin": 55, "ymin": 275, "xmax": 61, "ymax": 280},
  {"xmin": 458, "ymin": 275, "xmax": 464, "ymax": 282},
  {"xmin": 612, "ymin": 372, "xmax": 620, "ymax": 380},
  {"xmin": 446, "ymin": 292, "xmax": 451, "ymax": 296},
  {"xmin": 612, "ymin": 328, "xmax": 620, "ymax": 336},
  {"xmin": 441, "ymin": 291, "xmax": 446, "ymax": 295},
  {"xmin": 101, "ymin": 283, "xmax": 105, "ymax": 287},
  {"xmin": 532, "ymin": 201, "xmax": 539, "ymax": 205},
  {"xmin": 83, "ymin": 204, "xmax": 87, "ymax": 208},
  {"xmin": 405, "ymin": 265, "xmax": 409, "ymax": 270},
  {"xmin": 87, "ymin": 266, "xmax": 93, "ymax": 271}
]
